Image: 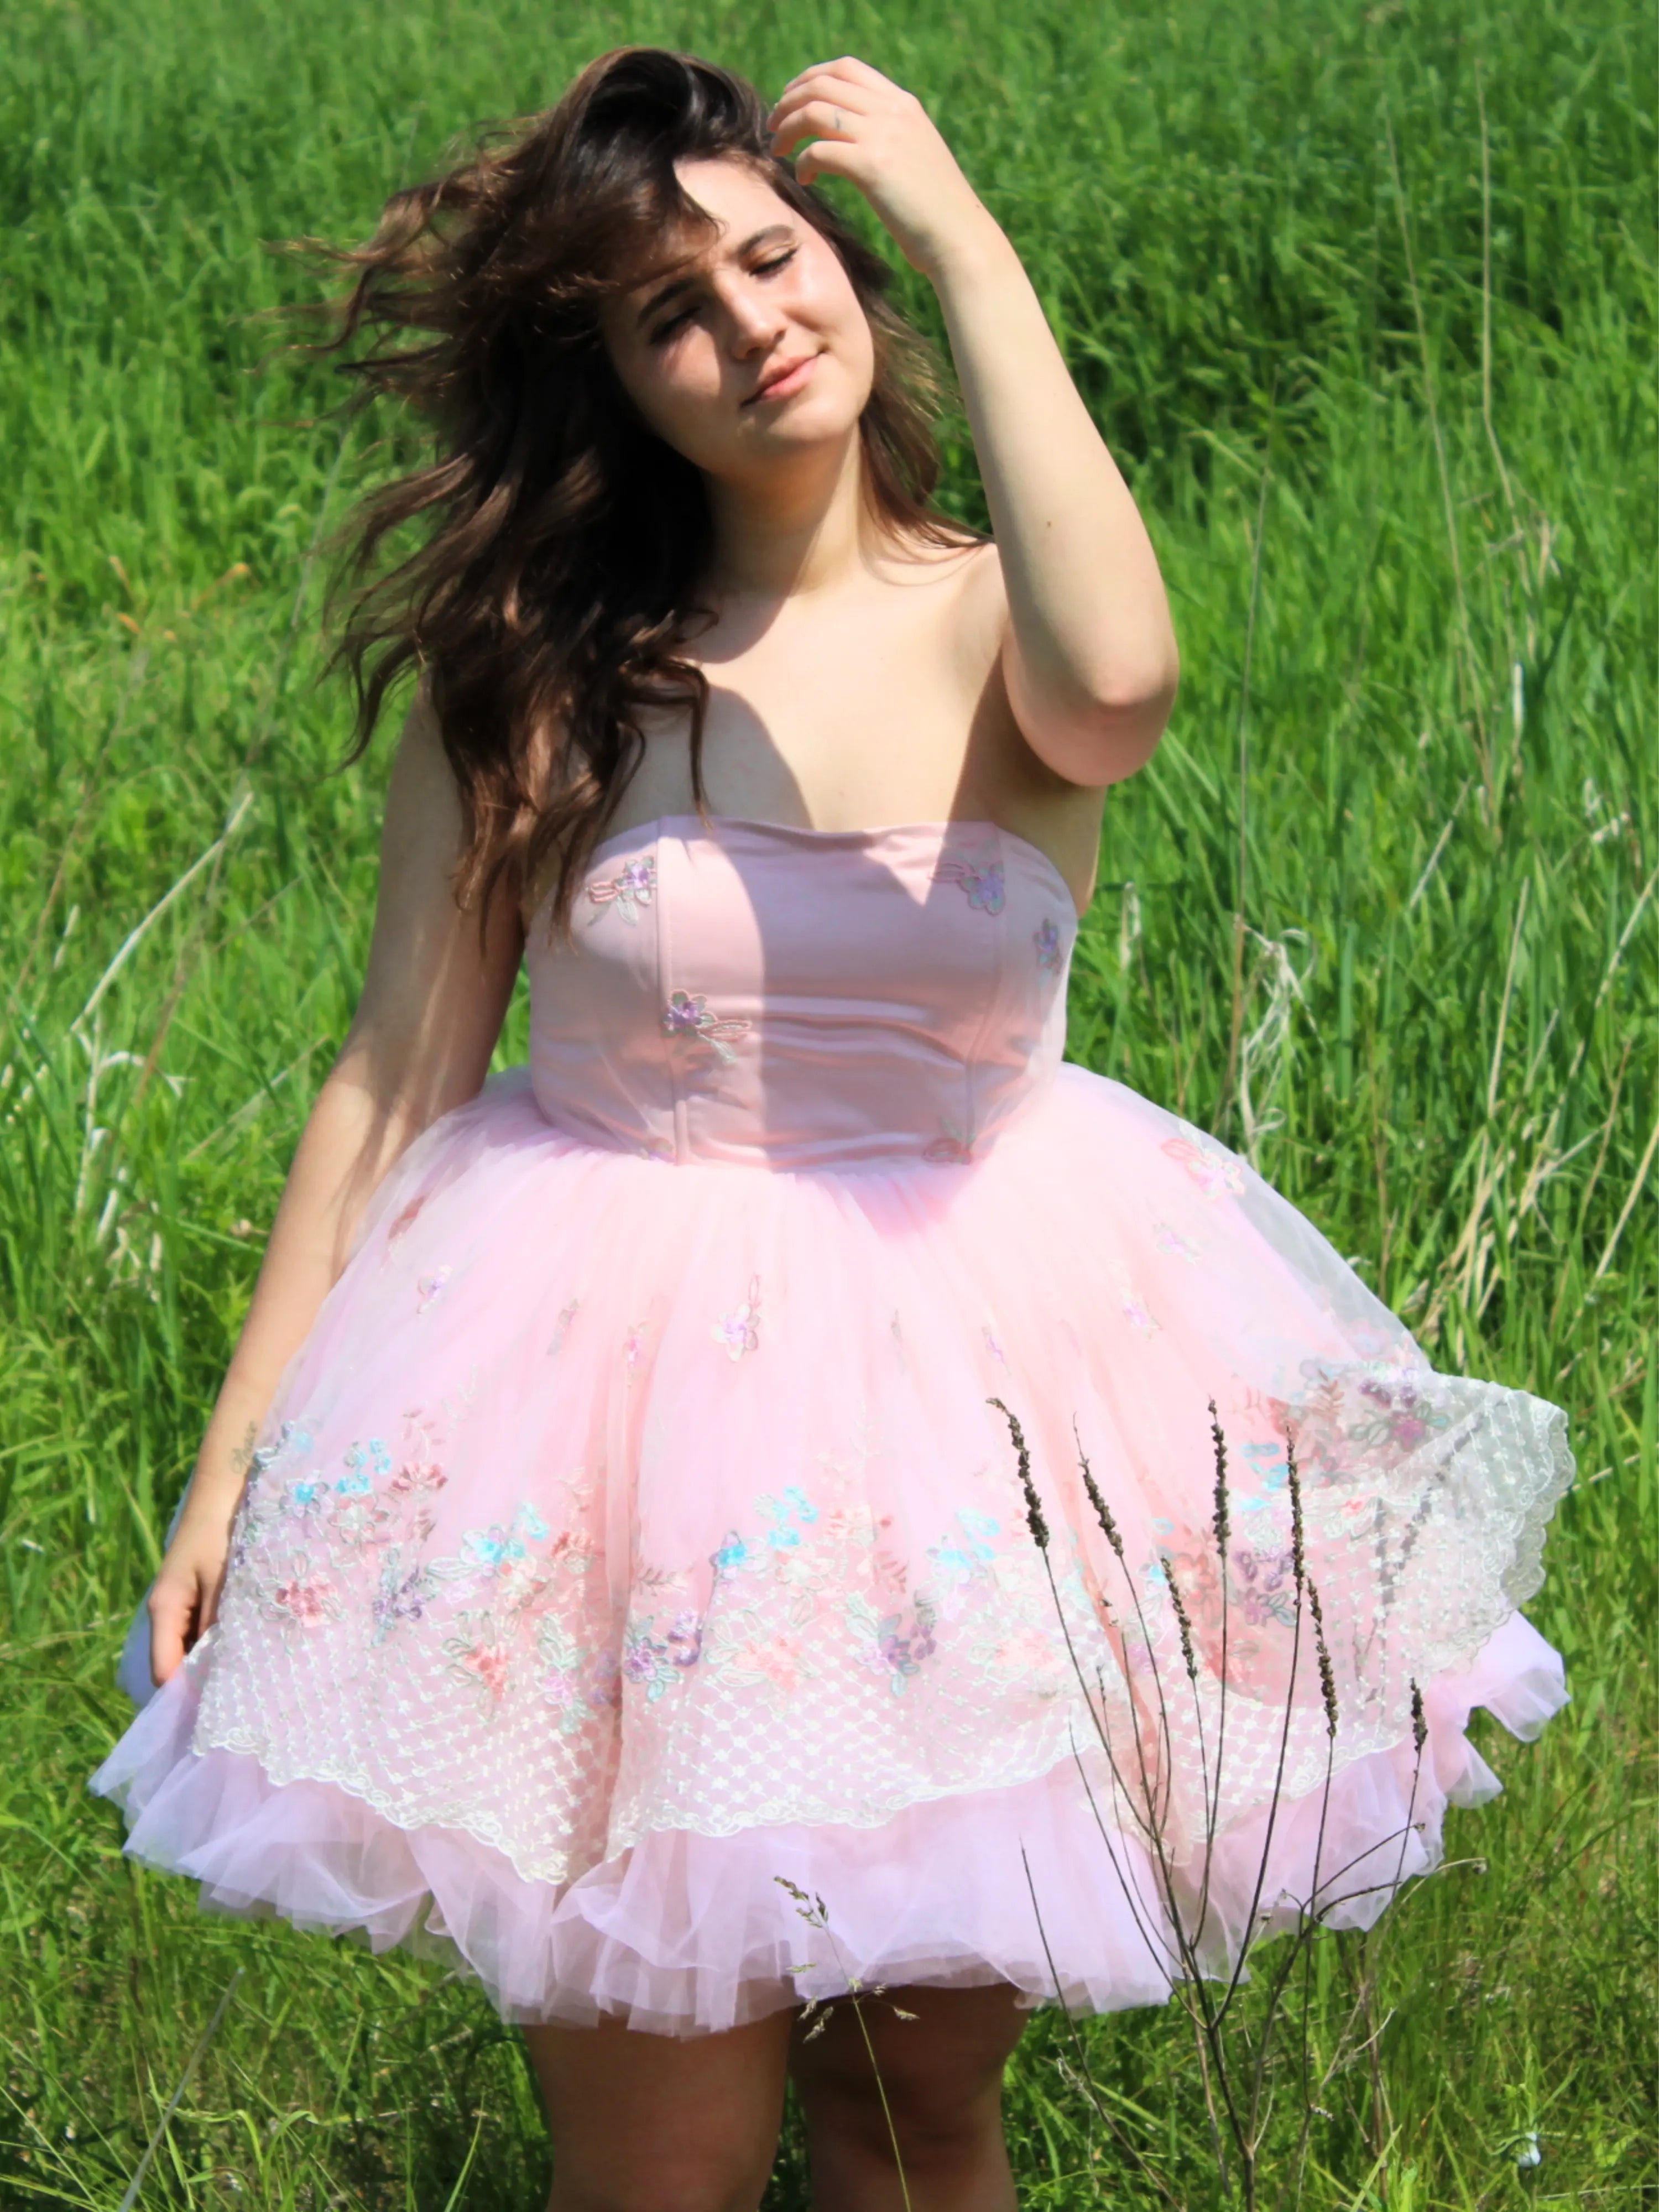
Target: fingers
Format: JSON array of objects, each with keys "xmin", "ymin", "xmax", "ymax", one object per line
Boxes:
[
  {"xmin": 768, "ymin": 56, "xmax": 917, "ymax": 153},
  {"xmin": 147, "ymin": 1570, "xmax": 204, "ymax": 1688},
  {"xmin": 774, "ymin": 54, "xmax": 896, "ymax": 102},
  {"xmin": 768, "ymin": 98, "xmax": 867, "ymax": 162},
  {"xmin": 793, "ymin": 140, "xmax": 863, "ymax": 193}
]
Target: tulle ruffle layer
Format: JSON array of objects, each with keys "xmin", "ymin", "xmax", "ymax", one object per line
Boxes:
[
  {"xmin": 93, "ymin": 1064, "xmax": 1572, "ymax": 2030},
  {"xmin": 96, "ymin": 1614, "xmax": 1564, "ymax": 2031}
]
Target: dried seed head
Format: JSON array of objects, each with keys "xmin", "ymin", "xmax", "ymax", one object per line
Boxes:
[
  {"xmin": 1410, "ymin": 1678, "xmax": 1427, "ymax": 1756},
  {"xmin": 1073, "ymin": 1417, "xmax": 1125, "ymax": 1559},
  {"xmin": 1286, "ymin": 1430, "xmax": 1306, "ymax": 1591},
  {"xmin": 1208, "ymin": 1400, "xmax": 1231, "ymax": 1557},
  {"xmin": 1306, "ymin": 1577, "xmax": 1339, "ymax": 1739},
  {"xmin": 991, "ymin": 1396, "xmax": 1049, "ymax": 1551},
  {"xmin": 1164, "ymin": 1558, "xmax": 1199, "ymax": 1682}
]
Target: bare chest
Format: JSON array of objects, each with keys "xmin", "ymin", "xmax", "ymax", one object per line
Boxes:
[{"xmin": 610, "ymin": 555, "xmax": 1015, "ymax": 834}]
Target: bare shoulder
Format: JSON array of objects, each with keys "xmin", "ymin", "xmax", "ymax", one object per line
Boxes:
[{"xmin": 382, "ymin": 679, "xmax": 466, "ymax": 861}]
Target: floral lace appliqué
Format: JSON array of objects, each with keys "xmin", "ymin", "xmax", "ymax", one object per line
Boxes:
[
  {"xmin": 1034, "ymin": 918, "xmax": 1063, "ymax": 972},
  {"xmin": 661, "ymin": 990, "xmax": 751, "ymax": 1066},
  {"xmin": 713, "ymin": 1276, "xmax": 763, "ymax": 1361},
  {"xmin": 1153, "ymin": 1220, "xmax": 1200, "ymax": 1264},
  {"xmin": 1161, "ymin": 1127, "xmax": 1246, "ymax": 1199},
  {"xmin": 847, "ymin": 1592, "xmax": 940, "ymax": 1693},
  {"xmin": 586, "ymin": 853, "xmax": 657, "ymax": 925},
  {"xmin": 623, "ymin": 1610, "xmax": 705, "ymax": 1700},
  {"xmin": 933, "ymin": 853, "xmax": 1006, "ymax": 915}
]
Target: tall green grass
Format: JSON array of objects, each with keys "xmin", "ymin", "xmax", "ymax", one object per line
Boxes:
[{"xmin": 0, "ymin": 0, "xmax": 1652, "ymax": 2203}]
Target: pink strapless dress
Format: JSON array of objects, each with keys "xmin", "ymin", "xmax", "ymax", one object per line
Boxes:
[{"xmin": 94, "ymin": 817, "xmax": 1572, "ymax": 2033}]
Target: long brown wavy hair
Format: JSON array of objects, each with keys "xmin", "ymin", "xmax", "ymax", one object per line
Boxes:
[{"xmin": 307, "ymin": 45, "xmax": 978, "ymax": 932}]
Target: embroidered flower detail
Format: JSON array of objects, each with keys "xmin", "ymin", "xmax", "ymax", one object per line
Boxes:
[
  {"xmin": 1120, "ymin": 1289, "xmax": 1159, "ymax": 1335},
  {"xmin": 933, "ymin": 853, "xmax": 1006, "ymax": 914},
  {"xmin": 711, "ymin": 1531, "xmax": 754, "ymax": 1577},
  {"xmin": 252, "ymin": 1422, "xmax": 313, "ymax": 1482},
  {"xmin": 389, "ymin": 1455, "xmax": 444, "ymax": 1496},
  {"xmin": 660, "ymin": 990, "xmax": 750, "ymax": 1065},
  {"xmin": 929, "ymin": 1509, "xmax": 1000, "ymax": 1588},
  {"xmin": 446, "ymin": 1632, "xmax": 512, "ymax": 1704},
  {"xmin": 1161, "ymin": 1130, "xmax": 1246, "ymax": 1199},
  {"xmin": 1034, "ymin": 918, "xmax": 1063, "ymax": 972},
  {"xmin": 707, "ymin": 1616, "xmax": 810, "ymax": 1699},
  {"xmin": 623, "ymin": 1610, "xmax": 705, "ymax": 1700},
  {"xmin": 713, "ymin": 1277, "xmax": 763, "ymax": 1361},
  {"xmin": 538, "ymin": 1619, "xmax": 618, "ymax": 1735},
  {"xmin": 586, "ymin": 854, "xmax": 656, "ymax": 925},
  {"xmin": 272, "ymin": 1573, "xmax": 335, "ymax": 1627},
  {"xmin": 372, "ymin": 1558, "xmax": 432, "ymax": 1637},
  {"xmin": 1241, "ymin": 1440, "xmax": 1290, "ymax": 1493},
  {"xmin": 415, "ymin": 1267, "xmax": 451, "ymax": 1314},
  {"xmin": 1231, "ymin": 1545, "xmax": 1298, "ymax": 1629},
  {"xmin": 1346, "ymin": 1381, "xmax": 1450, "ymax": 1453},
  {"xmin": 756, "ymin": 1484, "xmax": 818, "ymax": 1550},
  {"xmin": 858, "ymin": 1593, "xmax": 938, "ymax": 1690},
  {"xmin": 1153, "ymin": 1220, "xmax": 1199, "ymax": 1263},
  {"xmin": 547, "ymin": 1300, "xmax": 580, "ymax": 1357},
  {"xmin": 337, "ymin": 1438, "xmax": 392, "ymax": 1496},
  {"xmin": 456, "ymin": 1504, "xmax": 552, "ymax": 1581}
]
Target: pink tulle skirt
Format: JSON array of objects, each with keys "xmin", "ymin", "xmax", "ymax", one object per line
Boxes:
[{"xmin": 94, "ymin": 1066, "xmax": 1572, "ymax": 2032}]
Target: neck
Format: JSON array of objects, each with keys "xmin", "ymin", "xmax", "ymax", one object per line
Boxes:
[{"xmin": 702, "ymin": 431, "xmax": 878, "ymax": 603}]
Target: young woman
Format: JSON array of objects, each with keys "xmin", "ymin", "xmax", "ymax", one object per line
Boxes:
[{"xmin": 96, "ymin": 48, "xmax": 1571, "ymax": 2212}]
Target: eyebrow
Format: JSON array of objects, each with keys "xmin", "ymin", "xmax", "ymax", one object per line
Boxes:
[{"xmin": 635, "ymin": 223, "xmax": 796, "ymax": 328}]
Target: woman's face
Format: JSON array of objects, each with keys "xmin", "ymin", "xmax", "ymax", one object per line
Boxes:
[{"xmin": 600, "ymin": 156, "xmax": 875, "ymax": 481}]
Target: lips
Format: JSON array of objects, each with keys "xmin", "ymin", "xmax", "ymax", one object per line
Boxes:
[{"xmin": 744, "ymin": 352, "xmax": 819, "ymax": 406}]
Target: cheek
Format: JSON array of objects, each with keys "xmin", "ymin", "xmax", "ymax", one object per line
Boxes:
[
  {"xmin": 616, "ymin": 343, "xmax": 729, "ymax": 457},
  {"xmin": 800, "ymin": 262, "xmax": 875, "ymax": 393}
]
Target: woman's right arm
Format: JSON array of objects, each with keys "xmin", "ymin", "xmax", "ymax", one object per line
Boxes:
[{"xmin": 147, "ymin": 691, "xmax": 525, "ymax": 1686}]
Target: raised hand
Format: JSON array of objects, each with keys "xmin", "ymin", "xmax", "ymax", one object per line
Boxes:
[{"xmin": 767, "ymin": 56, "xmax": 995, "ymax": 280}]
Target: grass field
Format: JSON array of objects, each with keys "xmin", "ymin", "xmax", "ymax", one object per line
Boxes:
[{"xmin": 1, "ymin": 0, "xmax": 1653, "ymax": 2202}]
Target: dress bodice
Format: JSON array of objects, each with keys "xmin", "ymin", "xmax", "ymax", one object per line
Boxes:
[{"xmin": 523, "ymin": 817, "xmax": 1079, "ymax": 1171}]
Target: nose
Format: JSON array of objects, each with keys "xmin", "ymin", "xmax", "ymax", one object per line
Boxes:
[{"xmin": 713, "ymin": 273, "xmax": 785, "ymax": 356}]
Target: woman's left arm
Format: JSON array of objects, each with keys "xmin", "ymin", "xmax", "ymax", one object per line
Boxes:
[{"xmin": 770, "ymin": 56, "xmax": 1179, "ymax": 786}]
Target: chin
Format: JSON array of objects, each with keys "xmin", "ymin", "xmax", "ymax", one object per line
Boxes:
[{"xmin": 750, "ymin": 374, "xmax": 865, "ymax": 446}]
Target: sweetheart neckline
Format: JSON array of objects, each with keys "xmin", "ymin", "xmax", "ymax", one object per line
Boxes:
[{"xmin": 582, "ymin": 813, "xmax": 1086, "ymax": 923}]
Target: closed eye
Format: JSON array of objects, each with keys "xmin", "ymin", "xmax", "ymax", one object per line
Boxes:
[{"xmin": 646, "ymin": 251, "xmax": 798, "ymax": 345}]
